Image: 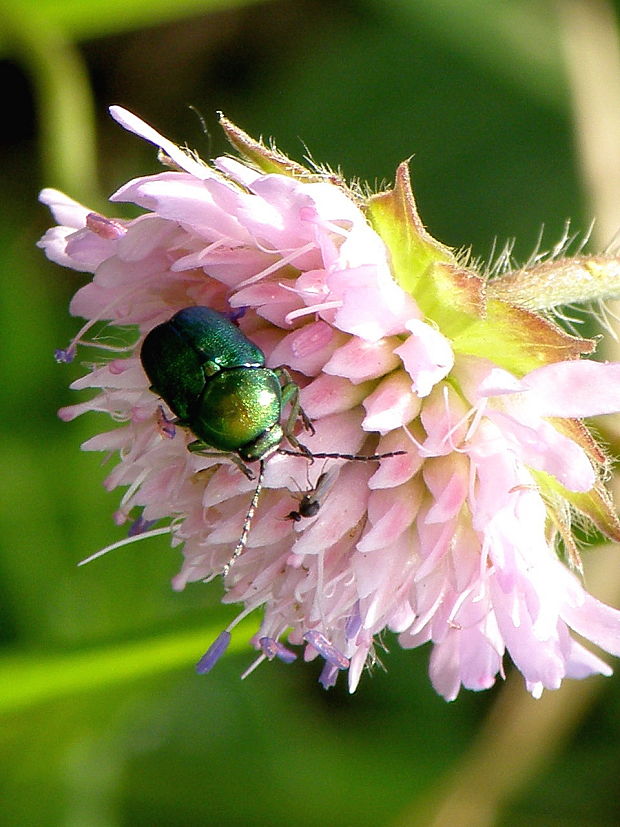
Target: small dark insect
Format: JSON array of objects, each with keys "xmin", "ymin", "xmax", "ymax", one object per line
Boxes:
[{"xmin": 285, "ymin": 469, "xmax": 338, "ymax": 522}]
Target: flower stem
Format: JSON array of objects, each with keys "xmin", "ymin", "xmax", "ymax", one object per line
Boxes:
[
  {"xmin": 2, "ymin": 0, "xmax": 101, "ymax": 205},
  {"xmin": 488, "ymin": 255, "xmax": 620, "ymax": 310}
]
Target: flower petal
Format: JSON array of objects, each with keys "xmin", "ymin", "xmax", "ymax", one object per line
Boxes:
[
  {"xmin": 362, "ymin": 371, "xmax": 421, "ymax": 434},
  {"xmin": 522, "ymin": 360, "xmax": 620, "ymax": 417},
  {"xmin": 395, "ymin": 319, "xmax": 454, "ymax": 398}
]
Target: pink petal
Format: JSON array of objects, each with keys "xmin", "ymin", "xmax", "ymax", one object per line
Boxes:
[
  {"xmin": 323, "ymin": 335, "xmax": 401, "ymax": 383},
  {"xmin": 290, "ymin": 463, "xmax": 372, "ymax": 556},
  {"xmin": 116, "ymin": 215, "xmax": 178, "ymax": 262},
  {"xmin": 111, "ymin": 173, "xmax": 250, "ymax": 242},
  {"xmin": 456, "ymin": 355, "xmax": 524, "ymax": 400},
  {"xmin": 489, "ymin": 410, "xmax": 595, "ymax": 492},
  {"xmin": 328, "ymin": 264, "xmax": 420, "ymax": 340},
  {"xmin": 457, "ymin": 626, "xmax": 503, "ymax": 693},
  {"xmin": 356, "ymin": 531, "xmax": 416, "ymax": 627},
  {"xmin": 214, "ymin": 156, "xmax": 262, "ymax": 187},
  {"xmin": 419, "ymin": 384, "xmax": 470, "ymax": 457},
  {"xmin": 39, "ymin": 188, "xmax": 91, "ymax": 227},
  {"xmin": 428, "ymin": 635, "xmax": 463, "ymax": 701},
  {"xmin": 368, "ymin": 429, "xmax": 423, "ymax": 489},
  {"xmin": 565, "ymin": 638, "xmax": 613, "ymax": 678},
  {"xmin": 561, "ymin": 589, "xmax": 620, "ymax": 657},
  {"xmin": 109, "ymin": 106, "xmax": 213, "ymax": 179},
  {"xmin": 265, "ymin": 411, "xmax": 367, "ymax": 485},
  {"xmin": 362, "ymin": 370, "xmax": 421, "ymax": 434},
  {"xmin": 414, "ymin": 514, "xmax": 460, "ymax": 581},
  {"xmin": 422, "ymin": 454, "xmax": 469, "ymax": 523},
  {"xmin": 394, "ymin": 319, "xmax": 454, "ymax": 398},
  {"xmin": 239, "ymin": 176, "xmax": 326, "ymax": 263},
  {"xmin": 268, "ymin": 321, "xmax": 345, "ymax": 376},
  {"xmin": 37, "ymin": 227, "xmax": 91, "ymax": 271},
  {"xmin": 355, "ymin": 529, "xmax": 413, "ymax": 601},
  {"xmin": 174, "ymin": 246, "xmax": 273, "ymax": 286},
  {"xmin": 81, "ymin": 428, "xmax": 132, "ymax": 452},
  {"xmin": 522, "ymin": 360, "xmax": 620, "ymax": 417},
  {"xmin": 231, "ymin": 282, "xmax": 300, "ymax": 310},
  {"xmin": 64, "ymin": 227, "xmax": 118, "ymax": 271},
  {"xmin": 300, "ymin": 374, "xmax": 372, "ymax": 419},
  {"xmin": 69, "ymin": 360, "xmax": 146, "ymax": 390},
  {"xmin": 490, "ymin": 578, "xmax": 566, "ymax": 689},
  {"xmin": 357, "ymin": 480, "xmax": 422, "ymax": 552}
]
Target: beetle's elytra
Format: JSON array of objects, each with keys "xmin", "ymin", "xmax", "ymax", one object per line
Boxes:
[{"xmin": 140, "ymin": 306, "xmax": 302, "ymax": 463}]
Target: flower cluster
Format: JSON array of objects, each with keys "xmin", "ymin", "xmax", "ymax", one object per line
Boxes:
[{"xmin": 39, "ymin": 107, "xmax": 620, "ymax": 699}]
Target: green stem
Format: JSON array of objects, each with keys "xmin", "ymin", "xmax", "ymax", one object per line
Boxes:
[
  {"xmin": 2, "ymin": 0, "xmax": 101, "ymax": 205},
  {"xmin": 488, "ymin": 255, "xmax": 620, "ymax": 310}
]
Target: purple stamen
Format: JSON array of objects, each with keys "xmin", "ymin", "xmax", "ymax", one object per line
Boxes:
[
  {"xmin": 54, "ymin": 346, "xmax": 76, "ymax": 363},
  {"xmin": 196, "ymin": 630, "xmax": 231, "ymax": 674},
  {"xmin": 227, "ymin": 306, "xmax": 248, "ymax": 323},
  {"xmin": 128, "ymin": 515, "xmax": 157, "ymax": 537},
  {"xmin": 304, "ymin": 630, "xmax": 349, "ymax": 670},
  {"xmin": 319, "ymin": 663, "xmax": 340, "ymax": 690},
  {"xmin": 345, "ymin": 602, "xmax": 362, "ymax": 641},
  {"xmin": 259, "ymin": 637, "xmax": 297, "ymax": 663},
  {"xmin": 156, "ymin": 406, "xmax": 176, "ymax": 439}
]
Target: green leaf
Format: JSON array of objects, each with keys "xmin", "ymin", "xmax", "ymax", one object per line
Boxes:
[
  {"xmin": 0, "ymin": 0, "xmax": 276, "ymax": 50},
  {"xmin": 0, "ymin": 620, "xmax": 256, "ymax": 715}
]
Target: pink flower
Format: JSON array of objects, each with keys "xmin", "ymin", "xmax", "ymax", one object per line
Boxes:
[{"xmin": 39, "ymin": 107, "xmax": 620, "ymax": 699}]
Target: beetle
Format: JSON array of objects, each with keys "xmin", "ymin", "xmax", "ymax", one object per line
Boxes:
[
  {"xmin": 140, "ymin": 306, "xmax": 404, "ymax": 572},
  {"xmin": 140, "ymin": 306, "xmax": 309, "ymax": 471},
  {"xmin": 285, "ymin": 468, "xmax": 338, "ymax": 522}
]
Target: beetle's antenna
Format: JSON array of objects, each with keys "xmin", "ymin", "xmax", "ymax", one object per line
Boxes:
[
  {"xmin": 278, "ymin": 448, "xmax": 406, "ymax": 462},
  {"xmin": 224, "ymin": 460, "xmax": 265, "ymax": 576}
]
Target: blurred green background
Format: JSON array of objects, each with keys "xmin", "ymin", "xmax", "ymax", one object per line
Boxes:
[{"xmin": 2, "ymin": 0, "xmax": 620, "ymax": 824}]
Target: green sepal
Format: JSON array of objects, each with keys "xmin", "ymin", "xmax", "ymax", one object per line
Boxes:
[
  {"xmin": 533, "ymin": 469, "xmax": 620, "ymax": 543},
  {"xmin": 551, "ymin": 417, "xmax": 606, "ymax": 466},
  {"xmin": 368, "ymin": 161, "xmax": 595, "ymax": 374},
  {"xmin": 218, "ymin": 114, "xmax": 315, "ymax": 179},
  {"xmin": 452, "ymin": 300, "xmax": 595, "ymax": 375},
  {"xmin": 367, "ymin": 162, "xmax": 458, "ymax": 283},
  {"xmin": 367, "ymin": 162, "xmax": 484, "ymax": 330}
]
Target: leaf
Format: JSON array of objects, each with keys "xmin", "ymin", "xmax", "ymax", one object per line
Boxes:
[
  {"xmin": 0, "ymin": 620, "xmax": 256, "ymax": 715},
  {"xmin": 0, "ymin": 0, "xmax": 275, "ymax": 50}
]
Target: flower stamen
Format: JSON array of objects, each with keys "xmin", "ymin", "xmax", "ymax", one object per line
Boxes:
[
  {"xmin": 77, "ymin": 525, "xmax": 172, "ymax": 566},
  {"xmin": 236, "ymin": 240, "xmax": 317, "ymax": 288}
]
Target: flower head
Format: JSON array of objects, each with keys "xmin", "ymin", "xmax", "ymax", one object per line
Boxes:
[{"xmin": 39, "ymin": 107, "xmax": 620, "ymax": 699}]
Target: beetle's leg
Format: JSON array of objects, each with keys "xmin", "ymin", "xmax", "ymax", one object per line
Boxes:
[
  {"xmin": 187, "ymin": 439, "xmax": 211, "ymax": 453},
  {"xmin": 274, "ymin": 367, "xmax": 315, "ymax": 437},
  {"xmin": 223, "ymin": 460, "xmax": 265, "ymax": 575},
  {"xmin": 187, "ymin": 441, "xmax": 255, "ymax": 480},
  {"xmin": 227, "ymin": 454, "xmax": 257, "ymax": 480}
]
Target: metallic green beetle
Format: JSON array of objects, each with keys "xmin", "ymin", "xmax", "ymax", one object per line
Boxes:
[{"xmin": 140, "ymin": 306, "xmax": 308, "ymax": 471}]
